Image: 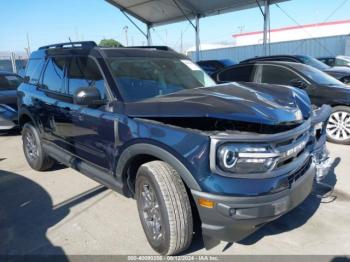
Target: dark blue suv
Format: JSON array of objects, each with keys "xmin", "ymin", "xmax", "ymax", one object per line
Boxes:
[{"xmin": 18, "ymin": 41, "xmax": 331, "ymax": 255}]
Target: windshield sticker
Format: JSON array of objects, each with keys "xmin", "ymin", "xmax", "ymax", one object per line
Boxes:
[{"xmin": 181, "ymin": 60, "xmax": 201, "ymax": 71}]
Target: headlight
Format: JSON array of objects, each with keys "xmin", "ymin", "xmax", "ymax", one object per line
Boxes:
[{"xmin": 217, "ymin": 144, "xmax": 278, "ymax": 174}]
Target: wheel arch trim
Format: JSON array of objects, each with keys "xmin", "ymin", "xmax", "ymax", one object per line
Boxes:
[{"xmin": 116, "ymin": 143, "xmax": 202, "ymax": 192}]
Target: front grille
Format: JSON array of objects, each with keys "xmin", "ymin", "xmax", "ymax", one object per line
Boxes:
[
  {"xmin": 274, "ymin": 131, "xmax": 310, "ymax": 168},
  {"xmin": 287, "ymin": 157, "xmax": 312, "ymax": 187}
]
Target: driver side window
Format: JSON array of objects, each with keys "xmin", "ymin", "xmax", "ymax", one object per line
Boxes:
[
  {"xmin": 261, "ymin": 65, "xmax": 301, "ymax": 85},
  {"xmin": 67, "ymin": 56, "xmax": 107, "ymax": 99}
]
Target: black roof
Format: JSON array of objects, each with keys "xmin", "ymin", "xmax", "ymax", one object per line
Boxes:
[
  {"xmin": 240, "ymin": 55, "xmax": 304, "ymax": 64},
  {"xmin": 30, "ymin": 41, "xmax": 186, "ymax": 60}
]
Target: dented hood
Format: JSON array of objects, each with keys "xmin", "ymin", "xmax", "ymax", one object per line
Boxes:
[{"xmin": 124, "ymin": 82, "xmax": 311, "ymax": 125}]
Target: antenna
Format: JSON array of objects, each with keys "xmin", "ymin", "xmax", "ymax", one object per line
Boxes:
[{"xmin": 68, "ymin": 37, "xmax": 75, "ymax": 47}]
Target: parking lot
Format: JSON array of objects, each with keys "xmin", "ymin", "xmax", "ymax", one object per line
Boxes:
[{"xmin": 0, "ymin": 132, "xmax": 350, "ymax": 256}]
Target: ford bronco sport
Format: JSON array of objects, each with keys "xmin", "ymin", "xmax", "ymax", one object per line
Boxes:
[{"xmin": 18, "ymin": 41, "xmax": 331, "ymax": 255}]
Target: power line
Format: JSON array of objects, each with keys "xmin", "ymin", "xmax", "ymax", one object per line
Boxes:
[
  {"xmin": 275, "ymin": 3, "xmax": 334, "ymax": 56},
  {"xmin": 324, "ymin": 0, "xmax": 349, "ymax": 22}
]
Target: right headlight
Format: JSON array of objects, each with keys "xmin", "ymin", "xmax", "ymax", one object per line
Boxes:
[{"xmin": 217, "ymin": 143, "xmax": 278, "ymax": 174}]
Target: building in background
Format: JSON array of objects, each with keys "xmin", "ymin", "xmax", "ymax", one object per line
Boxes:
[
  {"xmin": 233, "ymin": 20, "xmax": 350, "ymax": 47},
  {"xmin": 188, "ymin": 20, "xmax": 350, "ymax": 62}
]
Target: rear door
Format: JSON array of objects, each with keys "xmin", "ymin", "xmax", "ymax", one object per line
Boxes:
[{"xmin": 37, "ymin": 56, "xmax": 75, "ymax": 151}]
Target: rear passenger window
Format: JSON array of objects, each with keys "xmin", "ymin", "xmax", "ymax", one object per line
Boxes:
[
  {"xmin": 42, "ymin": 57, "xmax": 66, "ymax": 92},
  {"xmin": 261, "ymin": 65, "xmax": 301, "ymax": 85},
  {"xmin": 218, "ymin": 65, "xmax": 254, "ymax": 82},
  {"xmin": 25, "ymin": 59, "xmax": 45, "ymax": 85},
  {"xmin": 67, "ymin": 57, "xmax": 106, "ymax": 99}
]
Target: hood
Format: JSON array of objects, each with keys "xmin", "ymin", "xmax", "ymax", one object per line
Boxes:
[
  {"xmin": 124, "ymin": 82, "xmax": 311, "ymax": 126},
  {"xmin": 0, "ymin": 90, "xmax": 18, "ymax": 107},
  {"xmin": 323, "ymin": 67, "xmax": 350, "ymax": 78}
]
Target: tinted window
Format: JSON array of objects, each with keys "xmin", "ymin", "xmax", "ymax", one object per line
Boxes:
[
  {"xmin": 42, "ymin": 57, "xmax": 66, "ymax": 92},
  {"xmin": 67, "ymin": 57, "xmax": 106, "ymax": 99},
  {"xmin": 25, "ymin": 59, "xmax": 45, "ymax": 84},
  {"xmin": 261, "ymin": 65, "xmax": 301, "ymax": 85},
  {"xmin": 0, "ymin": 75, "xmax": 22, "ymax": 90},
  {"xmin": 218, "ymin": 65, "xmax": 254, "ymax": 82}
]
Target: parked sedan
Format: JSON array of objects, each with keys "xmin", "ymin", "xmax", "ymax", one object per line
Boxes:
[
  {"xmin": 318, "ymin": 56, "xmax": 350, "ymax": 68},
  {"xmin": 241, "ymin": 55, "xmax": 350, "ymax": 85},
  {"xmin": 0, "ymin": 72, "xmax": 22, "ymax": 131},
  {"xmin": 214, "ymin": 61, "xmax": 350, "ymax": 144}
]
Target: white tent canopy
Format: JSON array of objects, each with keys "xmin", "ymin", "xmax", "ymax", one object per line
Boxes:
[{"xmin": 105, "ymin": 0, "xmax": 290, "ymax": 60}]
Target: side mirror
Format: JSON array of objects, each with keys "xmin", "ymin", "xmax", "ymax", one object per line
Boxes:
[
  {"xmin": 73, "ymin": 87, "xmax": 105, "ymax": 106},
  {"xmin": 290, "ymin": 79, "xmax": 308, "ymax": 89}
]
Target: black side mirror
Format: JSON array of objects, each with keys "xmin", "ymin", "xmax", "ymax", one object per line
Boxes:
[
  {"xmin": 290, "ymin": 79, "xmax": 308, "ymax": 89},
  {"xmin": 73, "ymin": 87, "xmax": 105, "ymax": 106}
]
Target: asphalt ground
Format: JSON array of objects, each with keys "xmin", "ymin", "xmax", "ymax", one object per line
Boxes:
[{"xmin": 0, "ymin": 132, "xmax": 349, "ymax": 257}]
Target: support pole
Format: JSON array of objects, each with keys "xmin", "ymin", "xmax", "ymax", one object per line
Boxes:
[
  {"xmin": 10, "ymin": 53, "xmax": 17, "ymax": 73},
  {"xmin": 147, "ymin": 25, "xmax": 152, "ymax": 46},
  {"xmin": 195, "ymin": 15, "xmax": 200, "ymax": 62},
  {"xmin": 263, "ymin": 0, "xmax": 270, "ymax": 55}
]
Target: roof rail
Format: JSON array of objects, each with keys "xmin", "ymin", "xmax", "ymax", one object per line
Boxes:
[
  {"xmin": 39, "ymin": 41, "xmax": 97, "ymax": 50},
  {"xmin": 126, "ymin": 46, "xmax": 175, "ymax": 52}
]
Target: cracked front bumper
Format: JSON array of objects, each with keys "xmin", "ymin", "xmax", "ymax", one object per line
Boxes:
[
  {"xmin": 192, "ymin": 105, "xmax": 332, "ymax": 246},
  {"xmin": 191, "ymin": 160, "xmax": 316, "ymax": 244}
]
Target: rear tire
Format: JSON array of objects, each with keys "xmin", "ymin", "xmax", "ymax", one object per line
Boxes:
[
  {"xmin": 135, "ymin": 161, "xmax": 193, "ymax": 255},
  {"xmin": 22, "ymin": 122, "xmax": 55, "ymax": 171},
  {"xmin": 326, "ymin": 106, "xmax": 350, "ymax": 145}
]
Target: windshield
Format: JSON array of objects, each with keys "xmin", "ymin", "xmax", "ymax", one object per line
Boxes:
[
  {"xmin": 300, "ymin": 64, "xmax": 344, "ymax": 86},
  {"xmin": 107, "ymin": 57, "xmax": 216, "ymax": 102},
  {"xmin": 297, "ymin": 55, "xmax": 330, "ymax": 70},
  {"xmin": 0, "ymin": 74, "xmax": 22, "ymax": 90}
]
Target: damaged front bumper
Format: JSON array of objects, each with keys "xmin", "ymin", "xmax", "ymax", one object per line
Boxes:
[
  {"xmin": 0, "ymin": 105, "xmax": 18, "ymax": 131},
  {"xmin": 192, "ymin": 105, "xmax": 332, "ymax": 248}
]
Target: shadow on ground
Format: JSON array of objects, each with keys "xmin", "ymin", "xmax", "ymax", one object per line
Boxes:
[
  {"xmin": 184, "ymin": 157, "xmax": 341, "ymax": 254},
  {"xmin": 0, "ymin": 170, "xmax": 107, "ymax": 258}
]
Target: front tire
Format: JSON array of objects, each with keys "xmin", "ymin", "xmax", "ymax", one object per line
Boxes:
[
  {"xmin": 22, "ymin": 122, "xmax": 55, "ymax": 171},
  {"xmin": 135, "ymin": 161, "xmax": 193, "ymax": 255},
  {"xmin": 326, "ymin": 106, "xmax": 350, "ymax": 145}
]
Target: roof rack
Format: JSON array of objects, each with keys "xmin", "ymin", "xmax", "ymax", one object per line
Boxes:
[
  {"xmin": 39, "ymin": 41, "xmax": 97, "ymax": 50},
  {"xmin": 126, "ymin": 46, "xmax": 175, "ymax": 52}
]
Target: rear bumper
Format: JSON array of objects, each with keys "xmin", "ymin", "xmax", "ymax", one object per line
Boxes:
[{"xmin": 191, "ymin": 160, "xmax": 316, "ymax": 243}]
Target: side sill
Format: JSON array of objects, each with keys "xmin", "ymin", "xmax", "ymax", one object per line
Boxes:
[{"xmin": 43, "ymin": 142, "xmax": 125, "ymax": 195}]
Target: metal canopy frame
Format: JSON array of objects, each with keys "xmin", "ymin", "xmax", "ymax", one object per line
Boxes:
[{"xmin": 106, "ymin": 0, "xmax": 288, "ymax": 60}]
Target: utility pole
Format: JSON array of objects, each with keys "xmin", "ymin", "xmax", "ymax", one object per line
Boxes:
[
  {"xmin": 263, "ymin": 0, "xmax": 270, "ymax": 55},
  {"xmin": 26, "ymin": 33, "xmax": 31, "ymax": 57},
  {"xmin": 123, "ymin": 26, "xmax": 129, "ymax": 46},
  {"xmin": 10, "ymin": 52, "xmax": 17, "ymax": 73}
]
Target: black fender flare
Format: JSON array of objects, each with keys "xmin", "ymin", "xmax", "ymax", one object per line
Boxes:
[
  {"xmin": 116, "ymin": 143, "xmax": 202, "ymax": 191},
  {"xmin": 18, "ymin": 108, "xmax": 36, "ymax": 127}
]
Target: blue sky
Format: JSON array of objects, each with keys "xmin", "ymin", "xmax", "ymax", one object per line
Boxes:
[{"xmin": 1, "ymin": 0, "xmax": 350, "ymax": 52}]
